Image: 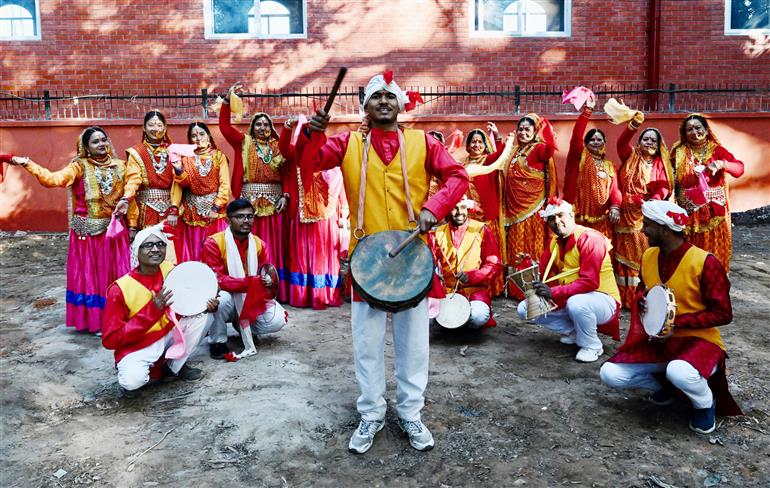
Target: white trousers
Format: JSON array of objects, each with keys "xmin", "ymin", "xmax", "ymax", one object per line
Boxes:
[
  {"xmin": 518, "ymin": 291, "xmax": 616, "ymax": 350},
  {"xmin": 467, "ymin": 300, "xmax": 490, "ymax": 329},
  {"xmin": 600, "ymin": 360, "xmax": 715, "ymax": 409},
  {"xmin": 209, "ymin": 291, "xmax": 287, "ymax": 343},
  {"xmin": 352, "ymin": 299, "xmax": 429, "ymax": 422},
  {"xmin": 117, "ymin": 313, "xmax": 213, "ymax": 391}
]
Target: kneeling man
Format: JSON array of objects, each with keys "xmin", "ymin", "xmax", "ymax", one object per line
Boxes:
[
  {"xmin": 600, "ymin": 200, "xmax": 741, "ymax": 434},
  {"xmin": 202, "ymin": 198, "xmax": 287, "ymax": 360},
  {"xmin": 518, "ymin": 198, "xmax": 620, "ymax": 362},
  {"xmin": 103, "ymin": 225, "xmax": 217, "ymax": 397},
  {"xmin": 429, "ymin": 197, "xmax": 502, "ymax": 328}
]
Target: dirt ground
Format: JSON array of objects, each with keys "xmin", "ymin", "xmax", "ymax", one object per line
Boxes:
[{"xmin": 1, "ymin": 224, "xmax": 769, "ymax": 488}]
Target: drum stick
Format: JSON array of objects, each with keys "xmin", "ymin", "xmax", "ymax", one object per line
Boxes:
[
  {"xmin": 323, "ymin": 67, "xmax": 348, "ymax": 114},
  {"xmin": 388, "ymin": 228, "xmax": 422, "ymax": 258}
]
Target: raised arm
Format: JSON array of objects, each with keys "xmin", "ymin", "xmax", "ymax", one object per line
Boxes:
[
  {"xmin": 563, "ymin": 108, "xmax": 592, "ymax": 203},
  {"xmin": 17, "ymin": 158, "xmax": 82, "ymax": 188},
  {"xmin": 218, "ymin": 101, "xmax": 246, "ymax": 148}
]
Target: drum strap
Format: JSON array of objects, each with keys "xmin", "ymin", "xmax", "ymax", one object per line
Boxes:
[{"xmin": 355, "ymin": 131, "xmax": 416, "ymax": 238}]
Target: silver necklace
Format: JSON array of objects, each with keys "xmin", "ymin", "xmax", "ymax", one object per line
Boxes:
[
  {"xmin": 146, "ymin": 146, "xmax": 168, "ymax": 174},
  {"xmin": 92, "ymin": 162, "xmax": 115, "ymax": 196},
  {"xmin": 195, "ymin": 153, "xmax": 213, "ymax": 177},
  {"xmin": 256, "ymin": 142, "xmax": 273, "ymax": 164}
]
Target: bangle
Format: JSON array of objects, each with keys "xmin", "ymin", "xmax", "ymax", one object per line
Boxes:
[
  {"xmin": 284, "ymin": 121, "xmax": 293, "ymax": 129},
  {"xmin": 282, "ymin": 193, "xmax": 290, "ymax": 200}
]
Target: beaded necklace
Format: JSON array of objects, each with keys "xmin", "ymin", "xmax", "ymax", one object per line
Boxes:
[
  {"xmin": 195, "ymin": 150, "xmax": 213, "ymax": 177},
  {"xmin": 256, "ymin": 142, "xmax": 273, "ymax": 164},
  {"xmin": 146, "ymin": 145, "xmax": 168, "ymax": 174},
  {"xmin": 90, "ymin": 157, "xmax": 115, "ymax": 196}
]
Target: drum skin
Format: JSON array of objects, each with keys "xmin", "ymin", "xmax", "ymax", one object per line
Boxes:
[
  {"xmin": 164, "ymin": 261, "xmax": 218, "ymax": 316},
  {"xmin": 259, "ymin": 263, "xmax": 279, "ymax": 299},
  {"xmin": 436, "ymin": 293, "xmax": 471, "ymax": 329},
  {"xmin": 350, "ymin": 230, "xmax": 435, "ymax": 313},
  {"xmin": 641, "ymin": 285, "xmax": 677, "ymax": 338}
]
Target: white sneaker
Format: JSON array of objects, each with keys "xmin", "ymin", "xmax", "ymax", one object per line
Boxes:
[
  {"xmin": 399, "ymin": 418, "xmax": 435, "ymax": 451},
  {"xmin": 559, "ymin": 334, "xmax": 577, "ymax": 345},
  {"xmin": 575, "ymin": 347, "xmax": 603, "ymax": 363},
  {"xmin": 348, "ymin": 418, "xmax": 385, "ymax": 454}
]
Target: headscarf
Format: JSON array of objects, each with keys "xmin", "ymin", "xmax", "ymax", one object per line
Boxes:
[
  {"xmin": 641, "ymin": 200, "xmax": 689, "ymax": 232},
  {"xmin": 76, "ymin": 126, "xmax": 116, "ymax": 160},
  {"xmin": 361, "ymin": 70, "xmax": 423, "ymax": 114},
  {"xmin": 465, "ymin": 128, "xmax": 493, "ymax": 156},
  {"xmin": 249, "ymin": 112, "xmax": 279, "ymax": 141},
  {"xmin": 670, "ymin": 113, "xmax": 722, "ymax": 155},
  {"xmin": 539, "ymin": 196, "xmax": 573, "ymax": 219},
  {"xmin": 130, "ymin": 223, "xmax": 170, "ymax": 268},
  {"xmin": 142, "ymin": 110, "xmax": 172, "ymax": 145}
]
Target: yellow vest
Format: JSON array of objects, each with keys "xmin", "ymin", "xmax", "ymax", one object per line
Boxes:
[
  {"xmin": 209, "ymin": 231, "xmax": 263, "ymax": 275},
  {"xmin": 342, "ymin": 129, "xmax": 429, "ymax": 254},
  {"xmin": 115, "ymin": 260, "xmax": 175, "ymax": 335},
  {"xmin": 547, "ymin": 225, "xmax": 620, "ymax": 303},
  {"xmin": 434, "ymin": 220, "xmax": 486, "ymax": 295},
  {"xmin": 641, "ymin": 246, "xmax": 725, "ymax": 350}
]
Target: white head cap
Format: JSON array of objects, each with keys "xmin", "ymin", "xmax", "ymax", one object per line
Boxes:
[
  {"xmin": 130, "ymin": 223, "xmax": 169, "ymax": 268},
  {"xmin": 641, "ymin": 200, "xmax": 689, "ymax": 232},
  {"xmin": 539, "ymin": 198, "xmax": 573, "ymax": 219}
]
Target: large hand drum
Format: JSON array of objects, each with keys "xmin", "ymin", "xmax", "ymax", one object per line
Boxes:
[
  {"xmin": 350, "ymin": 230, "xmax": 435, "ymax": 313},
  {"xmin": 164, "ymin": 261, "xmax": 218, "ymax": 316},
  {"xmin": 508, "ymin": 264, "xmax": 556, "ymax": 320},
  {"xmin": 642, "ymin": 285, "xmax": 676, "ymax": 338}
]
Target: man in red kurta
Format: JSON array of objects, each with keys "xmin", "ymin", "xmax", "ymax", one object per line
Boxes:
[
  {"xmin": 600, "ymin": 200, "xmax": 741, "ymax": 434},
  {"xmin": 202, "ymin": 199, "xmax": 287, "ymax": 361},
  {"xmin": 102, "ymin": 225, "xmax": 217, "ymax": 397},
  {"xmin": 299, "ymin": 71, "xmax": 468, "ymax": 454},
  {"xmin": 518, "ymin": 198, "xmax": 621, "ymax": 363},
  {"xmin": 429, "ymin": 197, "xmax": 502, "ymax": 329}
]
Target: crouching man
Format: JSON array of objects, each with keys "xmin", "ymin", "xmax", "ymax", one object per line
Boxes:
[
  {"xmin": 102, "ymin": 225, "xmax": 217, "ymax": 397},
  {"xmin": 202, "ymin": 198, "xmax": 288, "ymax": 360}
]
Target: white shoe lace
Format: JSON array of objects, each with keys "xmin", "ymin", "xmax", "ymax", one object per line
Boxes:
[
  {"xmin": 401, "ymin": 420, "xmax": 423, "ymax": 436},
  {"xmin": 358, "ymin": 419, "xmax": 381, "ymax": 436}
]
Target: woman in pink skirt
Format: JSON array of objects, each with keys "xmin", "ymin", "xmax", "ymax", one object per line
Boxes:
[
  {"xmin": 171, "ymin": 122, "xmax": 231, "ymax": 262},
  {"xmin": 8, "ymin": 127, "xmax": 131, "ymax": 333}
]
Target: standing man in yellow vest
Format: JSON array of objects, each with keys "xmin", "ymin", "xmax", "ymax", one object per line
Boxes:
[
  {"xmin": 300, "ymin": 71, "xmax": 468, "ymax": 454},
  {"xmin": 600, "ymin": 200, "xmax": 741, "ymax": 434},
  {"xmin": 429, "ymin": 197, "xmax": 502, "ymax": 328},
  {"xmin": 518, "ymin": 198, "xmax": 621, "ymax": 363},
  {"xmin": 102, "ymin": 225, "xmax": 218, "ymax": 397}
]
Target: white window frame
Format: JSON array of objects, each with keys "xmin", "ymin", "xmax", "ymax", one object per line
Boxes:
[
  {"xmin": 469, "ymin": 0, "xmax": 571, "ymax": 38},
  {"xmin": 0, "ymin": 0, "xmax": 41, "ymax": 41},
  {"xmin": 724, "ymin": 0, "xmax": 770, "ymax": 35},
  {"xmin": 203, "ymin": 0, "xmax": 307, "ymax": 39}
]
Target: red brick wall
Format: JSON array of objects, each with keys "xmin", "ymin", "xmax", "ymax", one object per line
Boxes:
[{"xmin": 1, "ymin": 1, "xmax": 767, "ymax": 93}]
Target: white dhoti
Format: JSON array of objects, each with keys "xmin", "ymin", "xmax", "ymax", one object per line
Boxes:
[
  {"xmin": 518, "ymin": 291, "xmax": 616, "ymax": 350},
  {"xmin": 600, "ymin": 360, "xmax": 716, "ymax": 409},
  {"xmin": 352, "ymin": 299, "xmax": 429, "ymax": 422},
  {"xmin": 209, "ymin": 290, "xmax": 287, "ymax": 343},
  {"xmin": 117, "ymin": 313, "xmax": 213, "ymax": 391}
]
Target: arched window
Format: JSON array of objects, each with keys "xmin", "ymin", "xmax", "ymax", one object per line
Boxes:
[
  {"xmin": 0, "ymin": 3, "xmax": 35, "ymax": 38},
  {"xmin": 251, "ymin": 1, "xmax": 291, "ymax": 35},
  {"xmin": 503, "ymin": 0, "xmax": 547, "ymax": 33}
]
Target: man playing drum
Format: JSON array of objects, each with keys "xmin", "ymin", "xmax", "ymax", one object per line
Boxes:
[
  {"xmin": 518, "ymin": 197, "xmax": 621, "ymax": 363},
  {"xmin": 102, "ymin": 224, "xmax": 218, "ymax": 397},
  {"xmin": 299, "ymin": 71, "xmax": 468, "ymax": 453},
  {"xmin": 202, "ymin": 198, "xmax": 288, "ymax": 360},
  {"xmin": 600, "ymin": 200, "xmax": 741, "ymax": 434},
  {"xmin": 429, "ymin": 197, "xmax": 503, "ymax": 329}
]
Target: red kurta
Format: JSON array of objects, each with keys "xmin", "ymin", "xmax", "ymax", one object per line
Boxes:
[
  {"xmin": 608, "ymin": 242, "xmax": 741, "ymax": 416},
  {"xmin": 102, "ymin": 268, "xmax": 172, "ymax": 365}
]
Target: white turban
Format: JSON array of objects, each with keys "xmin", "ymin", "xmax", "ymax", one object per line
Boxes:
[
  {"xmin": 362, "ymin": 73, "xmax": 410, "ymax": 112},
  {"xmin": 130, "ymin": 223, "xmax": 169, "ymax": 268},
  {"xmin": 641, "ymin": 200, "xmax": 689, "ymax": 232},
  {"xmin": 457, "ymin": 196, "xmax": 476, "ymax": 210},
  {"xmin": 539, "ymin": 198, "xmax": 573, "ymax": 219}
]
